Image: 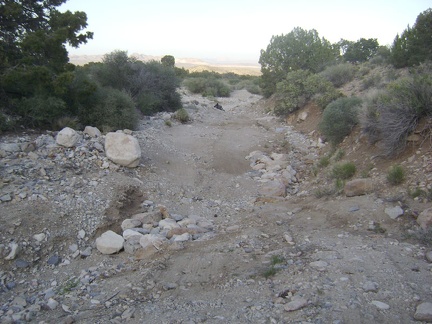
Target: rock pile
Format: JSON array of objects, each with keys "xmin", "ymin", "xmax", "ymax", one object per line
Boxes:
[
  {"xmin": 0, "ymin": 126, "xmax": 141, "ymax": 204},
  {"xmin": 245, "ymin": 151, "xmax": 299, "ymax": 197},
  {"xmin": 96, "ymin": 203, "xmax": 215, "ymax": 257}
]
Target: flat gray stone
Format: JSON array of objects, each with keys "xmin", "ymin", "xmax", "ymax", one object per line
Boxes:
[
  {"xmin": 371, "ymin": 300, "xmax": 390, "ymax": 310},
  {"xmin": 414, "ymin": 302, "xmax": 432, "ymax": 322},
  {"xmin": 284, "ymin": 296, "xmax": 308, "ymax": 312},
  {"xmin": 385, "ymin": 206, "xmax": 404, "ymax": 219}
]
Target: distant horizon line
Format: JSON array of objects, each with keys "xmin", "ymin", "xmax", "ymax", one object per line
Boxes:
[{"xmin": 68, "ymin": 52, "xmax": 262, "ymax": 67}]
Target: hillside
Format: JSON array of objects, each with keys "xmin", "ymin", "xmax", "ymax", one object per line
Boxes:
[{"xmin": 284, "ymin": 64, "xmax": 432, "ymax": 203}]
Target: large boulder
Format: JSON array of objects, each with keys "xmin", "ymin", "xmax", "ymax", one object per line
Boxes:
[
  {"xmin": 56, "ymin": 127, "xmax": 80, "ymax": 148},
  {"xmin": 417, "ymin": 207, "xmax": 432, "ymax": 230},
  {"xmin": 104, "ymin": 132, "xmax": 141, "ymax": 168},
  {"xmin": 95, "ymin": 230, "xmax": 124, "ymax": 254},
  {"xmin": 344, "ymin": 179, "xmax": 374, "ymax": 197}
]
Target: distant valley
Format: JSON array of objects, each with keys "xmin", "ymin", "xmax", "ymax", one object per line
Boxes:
[{"xmin": 68, "ymin": 53, "xmax": 261, "ymax": 76}]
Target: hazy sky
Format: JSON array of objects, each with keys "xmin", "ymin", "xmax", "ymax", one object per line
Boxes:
[{"xmin": 60, "ymin": 0, "xmax": 431, "ymax": 63}]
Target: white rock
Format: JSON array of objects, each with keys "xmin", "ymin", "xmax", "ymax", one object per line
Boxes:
[
  {"xmin": 47, "ymin": 298, "xmax": 59, "ymax": 310},
  {"xmin": 173, "ymin": 233, "xmax": 191, "ymax": 242},
  {"xmin": 161, "ymin": 113, "xmax": 172, "ymax": 121},
  {"xmin": 123, "ymin": 229, "xmax": 144, "ymax": 240},
  {"xmin": 284, "ymin": 232, "xmax": 295, "ymax": 245},
  {"xmin": 0, "ymin": 143, "xmax": 21, "ymax": 152},
  {"xmin": 121, "ymin": 219, "xmax": 142, "ymax": 231},
  {"xmin": 83, "ymin": 126, "xmax": 102, "ymax": 138},
  {"xmin": 5, "ymin": 242, "xmax": 20, "ymax": 260},
  {"xmin": 95, "ymin": 230, "xmax": 124, "ymax": 254},
  {"xmin": 363, "ymin": 281, "xmax": 379, "ymax": 292},
  {"xmin": 417, "ymin": 207, "xmax": 432, "ymax": 230},
  {"xmin": 426, "ymin": 251, "xmax": 432, "ymax": 263},
  {"xmin": 33, "ymin": 233, "xmax": 46, "ymax": 242},
  {"xmin": 284, "ymin": 296, "xmax": 308, "ymax": 312},
  {"xmin": 298, "ymin": 111, "xmax": 308, "ymax": 121},
  {"xmin": 385, "ymin": 206, "xmax": 404, "ymax": 219},
  {"xmin": 178, "ymin": 218, "xmax": 197, "ymax": 227},
  {"xmin": 78, "ymin": 229, "xmax": 86, "ymax": 239},
  {"xmin": 159, "ymin": 218, "xmax": 180, "ymax": 230},
  {"xmin": 104, "ymin": 132, "xmax": 141, "ymax": 168},
  {"xmin": 309, "ymin": 260, "xmax": 328, "ymax": 271},
  {"xmin": 371, "ymin": 300, "xmax": 390, "ymax": 310},
  {"xmin": 56, "ymin": 127, "xmax": 80, "ymax": 148},
  {"xmin": 139, "ymin": 234, "xmax": 166, "ymax": 250},
  {"xmin": 124, "ymin": 236, "xmax": 142, "ymax": 254}
]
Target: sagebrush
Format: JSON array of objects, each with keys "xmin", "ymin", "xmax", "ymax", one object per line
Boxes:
[
  {"xmin": 319, "ymin": 97, "xmax": 362, "ymax": 145},
  {"xmin": 361, "ymin": 64, "xmax": 432, "ymax": 156}
]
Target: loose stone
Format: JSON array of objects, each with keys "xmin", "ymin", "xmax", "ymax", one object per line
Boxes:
[
  {"xmin": 414, "ymin": 302, "xmax": 432, "ymax": 322},
  {"xmin": 371, "ymin": 300, "xmax": 390, "ymax": 310},
  {"xmin": 284, "ymin": 296, "xmax": 308, "ymax": 312}
]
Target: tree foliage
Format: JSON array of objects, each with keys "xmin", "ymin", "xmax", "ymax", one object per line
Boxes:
[
  {"xmin": 391, "ymin": 8, "xmax": 432, "ymax": 67},
  {"xmin": 0, "ymin": 0, "xmax": 93, "ymax": 129},
  {"xmin": 338, "ymin": 38, "xmax": 379, "ymax": 63},
  {"xmin": 274, "ymin": 70, "xmax": 342, "ymax": 117},
  {"xmin": 88, "ymin": 51, "xmax": 182, "ymax": 116},
  {"xmin": 259, "ymin": 27, "xmax": 339, "ymax": 97},
  {"xmin": 161, "ymin": 55, "xmax": 175, "ymax": 68}
]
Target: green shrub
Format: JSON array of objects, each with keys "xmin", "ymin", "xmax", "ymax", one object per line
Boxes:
[
  {"xmin": 319, "ymin": 97, "xmax": 362, "ymax": 145},
  {"xmin": 0, "ymin": 111, "xmax": 14, "ymax": 132},
  {"xmin": 184, "ymin": 76, "xmax": 231, "ymax": 97},
  {"xmin": 318, "ymin": 155, "xmax": 330, "ymax": 168},
  {"xmin": 54, "ymin": 116, "xmax": 79, "ymax": 130},
  {"xmin": 274, "ymin": 70, "xmax": 341, "ymax": 117},
  {"xmin": 408, "ymin": 187, "xmax": 432, "ymax": 201},
  {"xmin": 320, "ymin": 63, "xmax": 356, "ymax": 87},
  {"xmin": 16, "ymin": 95, "xmax": 67, "ymax": 129},
  {"xmin": 234, "ymin": 78, "xmax": 262, "ymax": 95},
  {"xmin": 357, "ymin": 65, "xmax": 371, "ymax": 77},
  {"xmin": 89, "ymin": 53, "xmax": 182, "ymax": 116},
  {"xmin": 174, "ymin": 108, "xmax": 190, "ymax": 123},
  {"xmin": 332, "ymin": 162, "xmax": 356, "ymax": 180},
  {"xmin": 361, "ymin": 73, "xmax": 383, "ymax": 90},
  {"xmin": 314, "ymin": 186, "xmax": 337, "ymax": 198},
  {"xmin": 259, "ymin": 27, "xmax": 339, "ymax": 97},
  {"xmin": 80, "ymin": 87, "xmax": 138, "ymax": 131},
  {"xmin": 334, "ymin": 178, "xmax": 345, "ymax": 192},
  {"xmin": 271, "ymin": 255, "xmax": 285, "ymax": 265},
  {"xmin": 333, "ymin": 149, "xmax": 345, "ymax": 161},
  {"xmin": 262, "ymin": 267, "xmax": 278, "ymax": 278},
  {"xmin": 132, "ymin": 61, "xmax": 182, "ymax": 115},
  {"xmin": 360, "ymin": 89, "xmax": 387, "ymax": 145},
  {"xmin": 360, "ymin": 164, "xmax": 374, "ymax": 178},
  {"xmin": 387, "ymin": 165, "xmax": 405, "ymax": 185},
  {"xmin": 409, "ymin": 187, "xmax": 424, "ymax": 199},
  {"xmin": 361, "ymin": 66, "xmax": 432, "ymax": 156}
]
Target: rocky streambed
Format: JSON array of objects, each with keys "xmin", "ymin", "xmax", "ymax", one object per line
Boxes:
[{"xmin": 1, "ymin": 90, "xmax": 432, "ymax": 323}]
